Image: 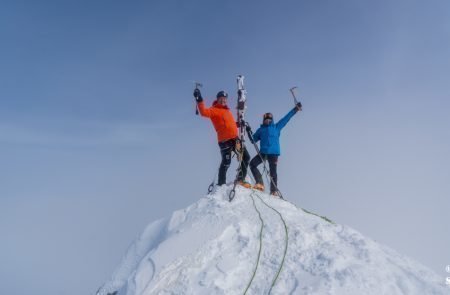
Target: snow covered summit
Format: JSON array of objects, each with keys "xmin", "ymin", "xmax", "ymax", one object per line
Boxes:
[{"xmin": 98, "ymin": 186, "xmax": 447, "ymax": 295}]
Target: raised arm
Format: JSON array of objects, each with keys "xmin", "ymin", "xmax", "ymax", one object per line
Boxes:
[
  {"xmin": 197, "ymin": 101, "xmax": 212, "ymax": 118},
  {"xmin": 194, "ymin": 88, "xmax": 212, "ymax": 118},
  {"xmin": 275, "ymin": 108, "xmax": 297, "ymax": 130}
]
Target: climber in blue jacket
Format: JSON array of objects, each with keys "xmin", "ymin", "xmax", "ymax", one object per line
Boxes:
[{"xmin": 248, "ymin": 102, "xmax": 302, "ymax": 196}]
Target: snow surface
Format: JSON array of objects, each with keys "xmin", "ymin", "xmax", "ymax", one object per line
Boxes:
[{"xmin": 97, "ymin": 185, "xmax": 448, "ymax": 295}]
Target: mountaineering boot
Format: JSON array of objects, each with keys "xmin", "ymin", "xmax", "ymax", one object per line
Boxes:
[
  {"xmin": 238, "ymin": 180, "xmax": 252, "ymax": 189},
  {"xmin": 270, "ymin": 191, "xmax": 282, "ymax": 198},
  {"xmin": 253, "ymin": 183, "xmax": 265, "ymax": 191}
]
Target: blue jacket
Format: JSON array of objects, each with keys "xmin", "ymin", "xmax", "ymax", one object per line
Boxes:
[{"xmin": 252, "ymin": 108, "xmax": 297, "ymax": 155}]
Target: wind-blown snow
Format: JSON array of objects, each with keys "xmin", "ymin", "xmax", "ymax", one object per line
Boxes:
[{"xmin": 97, "ymin": 185, "xmax": 448, "ymax": 295}]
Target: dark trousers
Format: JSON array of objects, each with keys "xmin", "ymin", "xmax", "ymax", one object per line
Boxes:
[
  {"xmin": 250, "ymin": 154, "xmax": 278, "ymax": 193},
  {"xmin": 218, "ymin": 138, "xmax": 250, "ymax": 185}
]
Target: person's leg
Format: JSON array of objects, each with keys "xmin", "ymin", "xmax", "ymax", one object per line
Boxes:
[
  {"xmin": 250, "ymin": 154, "xmax": 264, "ymax": 185},
  {"xmin": 239, "ymin": 145, "xmax": 251, "ymax": 181},
  {"xmin": 268, "ymin": 155, "xmax": 279, "ymax": 193},
  {"xmin": 218, "ymin": 141, "xmax": 233, "ymax": 185}
]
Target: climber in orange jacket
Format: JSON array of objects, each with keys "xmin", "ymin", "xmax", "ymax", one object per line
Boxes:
[{"xmin": 194, "ymin": 88, "xmax": 250, "ymax": 187}]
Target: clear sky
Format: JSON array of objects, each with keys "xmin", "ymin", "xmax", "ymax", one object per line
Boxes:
[{"xmin": 1, "ymin": 0, "xmax": 449, "ymax": 294}]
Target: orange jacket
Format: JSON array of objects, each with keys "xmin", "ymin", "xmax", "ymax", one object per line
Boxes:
[{"xmin": 198, "ymin": 100, "xmax": 238, "ymax": 142}]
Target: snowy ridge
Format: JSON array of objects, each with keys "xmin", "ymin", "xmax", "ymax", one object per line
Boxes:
[{"xmin": 98, "ymin": 185, "xmax": 448, "ymax": 295}]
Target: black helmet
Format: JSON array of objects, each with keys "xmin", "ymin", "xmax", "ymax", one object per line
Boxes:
[
  {"xmin": 263, "ymin": 113, "xmax": 273, "ymax": 121},
  {"xmin": 216, "ymin": 91, "xmax": 228, "ymax": 99}
]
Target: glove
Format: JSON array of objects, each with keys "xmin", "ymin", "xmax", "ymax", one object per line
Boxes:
[
  {"xmin": 245, "ymin": 124, "xmax": 252, "ymax": 134},
  {"xmin": 295, "ymin": 101, "xmax": 302, "ymax": 111},
  {"xmin": 193, "ymin": 88, "xmax": 203, "ymax": 102}
]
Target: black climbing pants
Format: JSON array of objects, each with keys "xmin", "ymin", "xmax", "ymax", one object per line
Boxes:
[
  {"xmin": 250, "ymin": 154, "xmax": 278, "ymax": 193},
  {"xmin": 218, "ymin": 138, "xmax": 250, "ymax": 185}
]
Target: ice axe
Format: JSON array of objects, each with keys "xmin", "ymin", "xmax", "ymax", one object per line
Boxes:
[{"xmin": 193, "ymin": 81, "xmax": 203, "ymax": 115}]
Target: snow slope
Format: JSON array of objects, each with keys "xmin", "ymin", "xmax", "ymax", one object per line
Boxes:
[{"xmin": 97, "ymin": 185, "xmax": 448, "ymax": 295}]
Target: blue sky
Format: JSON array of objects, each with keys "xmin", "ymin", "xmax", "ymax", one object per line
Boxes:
[{"xmin": 1, "ymin": 0, "xmax": 449, "ymax": 294}]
